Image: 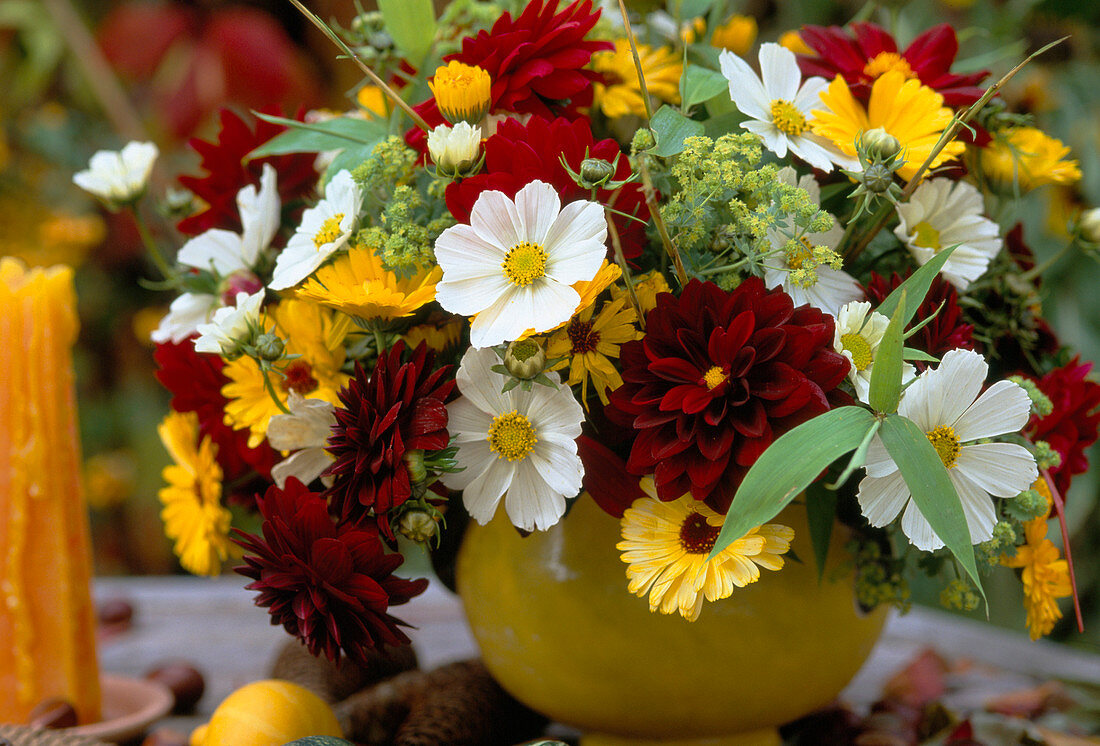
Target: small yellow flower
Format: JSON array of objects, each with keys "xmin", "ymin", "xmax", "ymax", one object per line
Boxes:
[
  {"xmin": 979, "ymin": 126, "xmax": 1081, "ymax": 192},
  {"xmin": 812, "ymin": 71, "xmax": 965, "ymax": 181},
  {"xmin": 296, "ymin": 245, "xmax": 442, "ymax": 322},
  {"xmin": 710, "ymin": 15, "xmax": 757, "ymax": 55},
  {"xmin": 593, "ymin": 40, "xmax": 682, "ymax": 119},
  {"xmin": 610, "ymin": 268, "xmax": 670, "ymax": 316},
  {"xmin": 157, "ymin": 411, "xmax": 233, "ymax": 577},
  {"xmin": 546, "ymin": 295, "xmax": 641, "ymax": 406},
  {"xmin": 1002, "ymin": 516, "xmax": 1072, "ymax": 640},
  {"xmin": 430, "ymin": 61, "xmax": 492, "ymax": 125},
  {"xmin": 356, "ymin": 85, "xmax": 389, "ymax": 117},
  {"xmin": 618, "ymin": 482, "xmax": 794, "ymax": 621},
  {"xmin": 778, "ymin": 30, "xmax": 812, "ymax": 56}
]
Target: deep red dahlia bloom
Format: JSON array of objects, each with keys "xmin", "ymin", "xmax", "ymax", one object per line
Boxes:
[
  {"xmin": 610, "ymin": 278, "xmax": 850, "ymax": 513},
  {"xmin": 234, "ymin": 478, "xmax": 428, "ymax": 664},
  {"xmin": 865, "ymin": 272, "xmax": 975, "ymax": 364},
  {"xmin": 797, "ymin": 23, "xmax": 988, "ymax": 108},
  {"xmin": 177, "ymin": 108, "xmax": 317, "ymax": 236},
  {"xmin": 323, "ymin": 342, "xmax": 455, "ymax": 541},
  {"xmin": 445, "ymin": 116, "xmax": 649, "ymax": 259},
  {"xmin": 154, "ymin": 339, "xmax": 277, "ymax": 490},
  {"xmin": 408, "ymin": 0, "xmax": 611, "ymax": 150},
  {"xmin": 1027, "ymin": 358, "xmax": 1100, "ymax": 497}
]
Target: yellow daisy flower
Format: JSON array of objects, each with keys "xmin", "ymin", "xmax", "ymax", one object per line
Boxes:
[
  {"xmin": 222, "ymin": 299, "xmax": 350, "ymax": 448},
  {"xmin": 546, "ymin": 295, "xmax": 641, "ymax": 406},
  {"xmin": 617, "ymin": 481, "xmax": 794, "ymax": 621},
  {"xmin": 811, "ymin": 71, "xmax": 965, "ymax": 181},
  {"xmin": 296, "ymin": 245, "xmax": 442, "ymax": 322},
  {"xmin": 1001, "ymin": 517, "xmax": 1072, "ymax": 640},
  {"xmin": 593, "ymin": 40, "xmax": 682, "ymax": 119},
  {"xmin": 710, "ymin": 15, "xmax": 757, "ymax": 55},
  {"xmin": 610, "ymin": 268, "xmax": 670, "ymax": 316},
  {"xmin": 157, "ymin": 411, "xmax": 233, "ymax": 577},
  {"xmin": 979, "ymin": 126, "xmax": 1081, "ymax": 192}
]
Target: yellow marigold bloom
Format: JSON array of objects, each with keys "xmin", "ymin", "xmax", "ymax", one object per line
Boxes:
[
  {"xmin": 1002, "ymin": 518, "xmax": 1072, "ymax": 640},
  {"xmin": 778, "ymin": 30, "xmax": 812, "ymax": 56},
  {"xmin": 593, "ymin": 40, "xmax": 682, "ymax": 119},
  {"xmin": 980, "ymin": 126, "xmax": 1081, "ymax": 191},
  {"xmin": 711, "ymin": 15, "xmax": 757, "ymax": 55},
  {"xmin": 610, "ymin": 268, "xmax": 670, "ymax": 316},
  {"xmin": 296, "ymin": 245, "xmax": 442, "ymax": 322},
  {"xmin": 403, "ymin": 316, "xmax": 464, "ymax": 352},
  {"xmin": 546, "ymin": 295, "xmax": 641, "ymax": 406},
  {"xmin": 430, "ymin": 61, "xmax": 492, "ymax": 125},
  {"xmin": 618, "ymin": 481, "xmax": 794, "ymax": 621},
  {"xmin": 222, "ymin": 299, "xmax": 350, "ymax": 448},
  {"xmin": 357, "ymin": 85, "xmax": 389, "ymax": 117},
  {"xmin": 157, "ymin": 411, "xmax": 233, "ymax": 577},
  {"xmin": 812, "ymin": 71, "xmax": 965, "ymax": 181}
]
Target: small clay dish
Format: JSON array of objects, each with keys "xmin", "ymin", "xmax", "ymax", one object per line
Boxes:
[{"xmin": 67, "ymin": 675, "xmax": 174, "ymax": 743}]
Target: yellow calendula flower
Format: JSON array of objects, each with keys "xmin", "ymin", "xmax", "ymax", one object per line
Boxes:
[
  {"xmin": 157, "ymin": 411, "xmax": 233, "ymax": 577},
  {"xmin": 812, "ymin": 71, "xmax": 965, "ymax": 181},
  {"xmin": 222, "ymin": 299, "xmax": 350, "ymax": 448},
  {"xmin": 297, "ymin": 245, "xmax": 442, "ymax": 322},
  {"xmin": 593, "ymin": 40, "xmax": 682, "ymax": 119},
  {"xmin": 610, "ymin": 268, "xmax": 670, "ymax": 316},
  {"xmin": 430, "ymin": 61, "xmax": 492, "ymax": 125},
  {"xmin": 778, "ymin": 30, "xmax": 812, "ymax": 56},
  {"xmin": 1002, "ymin": 517, "xmax": 1072, "ymax": 640},
  {"xmin": 618, "ymin": 481, "xmax": 794, "ymax": 622},
  {"xmin": 979, "ymin": 126, "xmax": 1082, "ymax": 191},
  {"xmin": 546, "ymin": 295, "xmax": 641, "ymax": 406},
  {"xmin": 710, "ymin": 15, "xmax": 757, "ymax": 55}
]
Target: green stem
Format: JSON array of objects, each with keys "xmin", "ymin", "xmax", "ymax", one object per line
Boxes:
[
  {"xmin": 843, "ymin": 199, "xmax": 895, "ymax": 263},
  {"xmin": 130, "ymin": 208, "xmax": 173, "ymax": 280},
  {"xmin": 257, "ymin": 360, "xmax": 291, "ymax": 415},
  {"xmin": 1019, "ymin": 239, "xmax": 1075, "ymax": 282}
]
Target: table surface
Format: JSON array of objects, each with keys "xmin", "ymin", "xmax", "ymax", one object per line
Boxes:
[{"xmin": 92, "ymin": 576, "xmax": 1100, "ymax": 737}]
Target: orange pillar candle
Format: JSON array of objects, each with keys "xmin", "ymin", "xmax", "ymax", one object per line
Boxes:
[{"xmin": 0, "ymin": 258, "xmax": 101, "ymax": 725}]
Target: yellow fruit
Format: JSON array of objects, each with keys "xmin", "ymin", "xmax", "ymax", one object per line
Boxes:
[{"xmin": 193, "ymin": 680, "xmax": 343, "ymax": 746}]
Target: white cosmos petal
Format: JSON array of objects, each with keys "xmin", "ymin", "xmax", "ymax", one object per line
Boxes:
[
  {"xmin": 152, "ymin": 292, "xmax": 217, "ymax": 343},
  {"xmin": 858, "ymin": 470, "xmax": 910, "ymax": 527},
  {"xmin": 470, "ymin": 190, "xmax": 523, "ymax": 251},
  {"xmin": 238, "ymin": 163, "xmax": 280, "ymax": 265},
  {"xmin": 950, "ymin": 469, "xmax": 998, "ymax": 544},
  {"xmin": 542, "ymin": 201, "xmax": 607, "ymax": 279},
  {"xmin": 742, "ymin": 119, "xmax": 786, "ymax": 156},
  {"xmin": 787, "ymin": 135, "xmax": 838, "ymax": 173},
  {"xmin": 900, "ymin": 348, "xmax": 986, "ymax": 430},
  {"xmin": 513, "ymin": 180, "xmax": 560, "ymax": 245},
  {"xmin": 862, "ymin": 435, "xmax": 898, "ymax": 478},
  {"xmin": 441, "ymin": 440, "xmax": 494, "ymax": 492},
  {"xmin": 453, "ymin": 348, "xmax": 511, "ymax": 414},
  {"xmin": 793, "ymin": 77, "xmax": 828, "ymax": 112},
  {"xmin": 954, "ymin": 380, "xmax": 1032, "ymax": 441},
  {"xmin": 433, "ymin": 224, "xmax": 507, "ymax": 282},
  {"xmin": 529, "ymin": 442, "xmax": 583, "ymax": 497},
  {"xmin": 435, "ymin": 272, "xmax": 514, "ymax": 316},
  {"xmin": 504, "ymin": 462, "xmax": 567, "ymax": 531},
  {"xmin": 525, "ymin": 384, "xmax": 583, "ymax": 437},
  {"xmin": 272, "ymin": 448, "xmax": 332, "ymax": 489},
  {"xmin": 758, "ymin": 43, "xmax": 800, "ymax": 101},
  {"xmin": 718, "ymin": 50, "xmax": 771, "ymax": 120},
  {"xmin": 955, "ymin": 442, "xmax": 1038, "ymax": 497},
  {"xmin": 470, "ymin": 281, "xmax": 579, "ymax": 348},
  {"xmin": 901, "ymin": 499, "xmax": 944, "ymax": 551},
  {"xmin": 463, "ymin": 458, "xmax": 515, "ymax": 525},
  {"xmin": 446, "ymin": 397, "xmax": 492, "ymax": 443},
  {"xmin": 178, "ymin": 230, "xmax": 248, "ymax": 275}
]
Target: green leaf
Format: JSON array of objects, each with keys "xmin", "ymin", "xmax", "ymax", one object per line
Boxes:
[
  {"xmin": 805, "ymin": 481, "xmax": 837, "ymax": 580},
  {"xmin": 377, "ymin": 0, "xmax": 437, "ymax": 67},
  {"xmin": 903, "ymin": 347, "xmax": 939, "ymax": 362},
  {"xmin": 869, "ymin": 291, "xmax": 905, "ymax": 413},
  {"xmin": 249, "ymin": 114, "xmax": 388, "ymax": 158},
  {"xmin": 650, "ymin": 105, "xmax": 705, "ymax": 157},
  {"xmin": 681, "ymin": 65, "xmax": 729, "ymax": 110},
  {"xmin": 710, "ymin": 406, "xmax": 877, "ymax": 557},
  {"xmin": 671, "ymin": 0, "xmax": 718, "ymax": 19},
  {"xmin": 875, "ymin": 245, "xmax": 958, "ymax": 325},
  {"xmin": 827, "ymin": 418, "xmax": 881, "ymax": 490},
  {"xmin": 878, "ymin": 414, "xmax": 985, "ymax": 605}
]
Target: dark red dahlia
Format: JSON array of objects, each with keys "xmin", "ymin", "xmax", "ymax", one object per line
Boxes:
[
  {"xmin": 408, "ymin": 0, "xmax": 611, "ymax": 150},
  {"xmin": 445, "ymin": 116, "xmax": 649, "ymax": 260},
  {"xmin": 234, "ymin": 478, "xmax": 428, "ymax": 664},
  {"xmin": 1027, "ymin": 358, "xmax": 1100, "ymax": 497},
  {"xmin": 177, "ymin": 108, "xmax": 318, "ymax": 236},
  {"xmin": 154, "ymin": 339, "xmax": 277, "ymax": 497},
  {"xmin": 609, "ymin": 278, "xmax": 850, "ymax": 513},
  {"xmin": 865, "ymin": 271, "xmax": 975, "ymax": 365},
  {"xmin": 323, "ymin": 342, "xmax": 455, "ymax": 541},
  {"xmin": 797, "ymin": 23, "xmax": 988, "ymax": 108}
]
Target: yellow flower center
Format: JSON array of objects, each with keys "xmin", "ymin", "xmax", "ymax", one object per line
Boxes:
[
  {"xmin": 840, "ymin": 333, "xmax": 873, "ymax": 371},
  {"xmin": 789, "ymin": 236, "xmax": 814, "ymax": 270},
  {"xmin": 770, "ymin": 99, "xmax": 807, "ymax": 136},
  {"xmin": 313, "ymin": 213, "xmax": 345, "ymax": 249},
  {"xmin": 501, "ymin": 241, "xmax": 548, "ymax": 287},
  {"xmin": 702, "ymin": 365, "xmax": 728, "ymax": 390},
  {"xmin": 863, "ymin": 52, "xmax": 915, "ymax": 80},
  {"xmin": 926, "ymin": 425, "xmax": 961, "ymax": 469},
  {"xmin": 487, "ymin": 410, "xmax": 537, "ymax": 461},
  {"xmin": 679, "ymin": 511, "xmax": 721, "ymax": 554},
  {"xmin": 912, "ymin": 221, "xmax": 942, "ymax": 251},
  {"xmin": 430, "ymin": 61, "xmax": 492, "ymax": 124}
]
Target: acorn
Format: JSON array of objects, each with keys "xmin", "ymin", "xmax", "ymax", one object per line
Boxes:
[{"xmin": 145, "ymin": 662, "xmax": 205, "ymax": 714}]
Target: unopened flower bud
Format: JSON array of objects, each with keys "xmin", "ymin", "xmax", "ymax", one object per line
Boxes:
[
  {"xmin": 504, "ymin": 338, "xmax": 546, "ymax": 380},
  {"xmin": 579, "ymin": 158, "xmax": 615, "ymax": 189},
  {"xmin": 427, "ymin": 122, "xmax": 483, "ymax": 178},
  {"xmin": 219, "ymin": 270, "xmax": 265, "ymax": 307},
  {"xmin": 1079, "ymin": 207, "xmax": 1100, "ymax": 244},
  {"xmin": 398, "ymin": 510, "xmax": 438, "ymax": 543},
  {"xmin": 861, "ymin": 163, "xmax": 894, "ymax": 194},
  {"xmin": 254, "ymin": 333, "xmax": 285, "ymax": 362},
  {"xmin": 430, "ymin": 62, "xmax": 491, "ymax": 125},
  {"xmin": 632, "ymin": 128, "xmax": 656, "ymax": 154},
  {"xmin": 861, "ymin": 128, "xmax": 901, "ymax": 161}
]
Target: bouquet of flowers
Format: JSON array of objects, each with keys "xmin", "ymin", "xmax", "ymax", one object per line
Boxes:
[{"xmin": 75, "ymin": 0, "xmax": 1099, "ymax": 666}]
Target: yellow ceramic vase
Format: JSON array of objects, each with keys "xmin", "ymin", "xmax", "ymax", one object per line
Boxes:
[{"xmin": 456, "ymin": 496, "xmax": 888, "ymax": 746}]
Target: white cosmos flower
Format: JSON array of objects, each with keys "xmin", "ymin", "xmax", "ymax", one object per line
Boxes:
[
  {"xmin": 153, "ymin": 164, "xmax": 279, "ymax": 344},
  {"xmin": 427, "ymin": 122, "xmax": 482, "ymax": 174},
  {"xmin": 270, "ymin": 170, "xmax": 361, "ymax": 290},
  {"xmin": 719, "ymin": 44, "xmax": 840, "ymax": 172},
  {"xmin": 833, "ymin": 301, "xmax": 915, "ymax": 404},
  {"xmin": 894, "ymin": 178, "xmax": 1002, "ymax": 291},
  {"xmin": 268, "ymin": 391, "xmax": 336, "ymax": 489},
  {"xmin": 434, "ymin": 180, "xmax": 607, "ymax": 348},
  {"xmin": 764, "ymin": 167, "xmax": 862, "ymax": 315},
  {"xmin": 441, "ymin": 347, "xmax": 584, "ymax": 532},
  {"xmin": 73, "ymin": 141, "xmax": 159, "ymax": 207},
  {"xmin": 857, "ymin": 348, "xmax": 1038, "ymax": 551},
  {"xmin": 194, "ymin": 290, "xmax": 265, "ymax": 356}
]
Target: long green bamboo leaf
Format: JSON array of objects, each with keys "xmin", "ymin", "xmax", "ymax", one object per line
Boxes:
[
  {"xmin": 876, "ymin": 245, "xmax": 958, "ymax": 324},
  {"xmin": 249, "ymin": 113, "xmax": 387, "ymax": 157},
  {"xmin": 869, "ymin": 291, "xmax": 905, "ymax": 413}
]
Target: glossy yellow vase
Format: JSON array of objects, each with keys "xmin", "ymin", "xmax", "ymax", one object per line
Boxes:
[{"xmin": 456, "ymin": 496, "xmax": 888, "ymax": 746}]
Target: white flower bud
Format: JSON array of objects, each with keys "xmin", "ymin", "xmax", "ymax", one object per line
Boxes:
[
  {"xmin": 1079, "ymin": 207, "xmax": 1100, "ymax": 245},
  {"xmin": 427, "ymin": 122, "xmax": 482, "ymax": 177},
  {"xmin": 73, "ymin": 141, "xmax": 159, "ymax": 208},
  {"xmin": 194, "ymin": 290, "xmax": 265, "ymax": 357}
]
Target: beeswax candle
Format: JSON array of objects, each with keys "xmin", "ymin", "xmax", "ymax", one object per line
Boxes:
[{"xmin": 0, "ymin": 258, "xmax": 101, "ymax": 725}]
